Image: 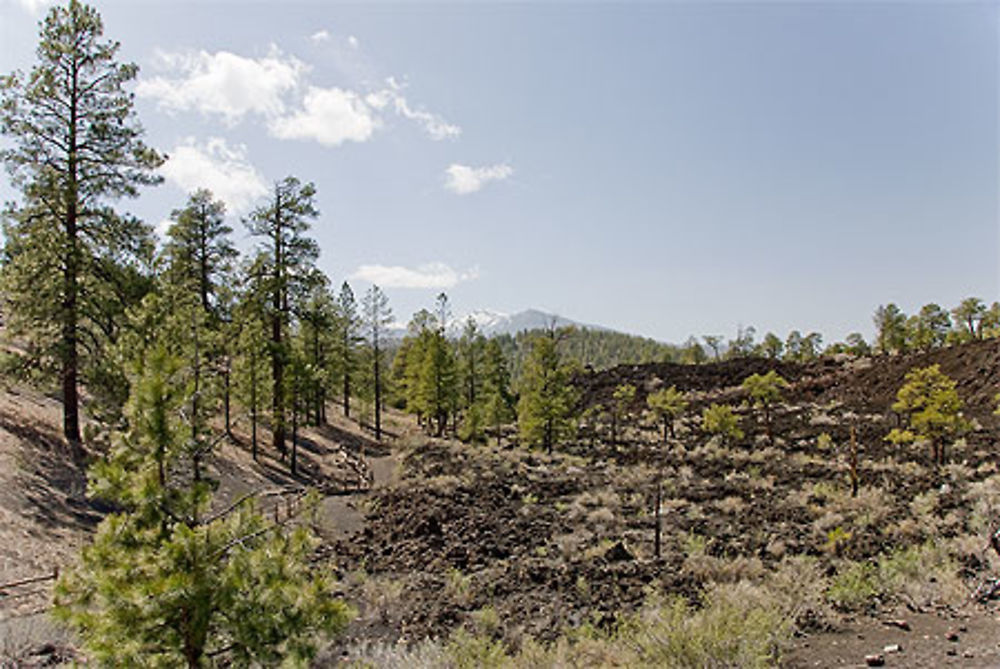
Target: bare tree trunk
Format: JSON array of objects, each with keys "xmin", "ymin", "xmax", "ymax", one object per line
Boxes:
[
  {"xmin": 373, "ymin": 340, "xmax": 382, "ymax": 441},
  {"xmin": 654, "ymin": 477, "xmax": 662, "ymax": 559},
  {"xmin": 62, "ymin": 182, "xmax": 83, "ymax": 459},
  {"xmin": 291, "ymin": 397, "xmax": 298, "ymax": 476},
  {"xmin": 849, "ymin": 424, "xmax": 859, "ymax": 498}
]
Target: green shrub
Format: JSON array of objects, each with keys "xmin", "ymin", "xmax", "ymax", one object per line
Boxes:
[{"xmin": 827, "ymin": 561, "xmax": 879, "ymax": 611}]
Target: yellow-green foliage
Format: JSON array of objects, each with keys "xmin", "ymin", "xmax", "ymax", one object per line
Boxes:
[
  {"xmin": 701, "ymin": 403, "xmax": 744, "ymax": 443},
  {"xmin": 826, "ymin": 561, "xmax": 879, "ymax": 611},
  {"xmin": 886, "ymin": 364, "xmax": 967, "ymax": 465},
  {"xmin": 741, "ymin": 371, "xmax": 789, "ymax": 409},
  {"xmin": 646, "ymin": 386, "xmax": 688, "ymax": 439}
]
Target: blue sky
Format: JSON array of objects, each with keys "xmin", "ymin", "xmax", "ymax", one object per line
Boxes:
[{"xmin": 1, "ymin": 0, "xmax": 997, "ymax": 345}]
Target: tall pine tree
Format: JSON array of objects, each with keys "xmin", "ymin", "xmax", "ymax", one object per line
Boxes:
[
  {"xmin": 0, "ymin": 0, "xmax": 163, "ymax": 455},
  {"xmin": 361, "ymin": 284, "xmax": 392, "ymax": 441},
  {"xmin": 245, "ymin": 176, "xmax": 319, "ymax": 460}
]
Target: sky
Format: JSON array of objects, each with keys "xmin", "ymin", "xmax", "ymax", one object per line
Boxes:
[{"xmin": 0, "ymin": 0, "xmax": 997, "ymax": 345}]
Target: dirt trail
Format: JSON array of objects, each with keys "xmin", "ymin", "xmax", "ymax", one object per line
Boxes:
[
  {"xmin": 318, "ymin": 448, "xmax": 400, "ymax": 542},
  {"xmin": 786, "ymin": 606, "xmax": 1000, "ymax": 668}
]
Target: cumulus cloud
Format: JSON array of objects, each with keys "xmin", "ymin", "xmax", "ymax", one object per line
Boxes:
[
  {"xmin": 139, "ymin": 47, "xmax": 459, "ymax": 147},
  {"xmin": 159, "ymin": 137, "xmax": 268, "ymax": 215},
  {"xmin": 351, "ymin": 262, "xmax": 480, "ymax": 289},
  {"xmin": 310, "ymin": 29, "xmax": 331, "ymax": 42},
  {"xmin": 268, "ymin": 86, "xmax": 378, "ymax": 147},
  {"xmin": 137, "ymin": 47, "xmax": 306, "ymax": 124},
  {"xmin": 444, "ymin": 163, "xmax": 513, "ymax": 195}
]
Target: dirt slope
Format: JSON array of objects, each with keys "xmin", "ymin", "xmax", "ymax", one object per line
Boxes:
[{"xmin": 0, "ymin": 383, "xmax": 386, "ymax": 664}]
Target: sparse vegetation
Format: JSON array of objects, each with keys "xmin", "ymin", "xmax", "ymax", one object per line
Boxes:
[{"xmin": 2, "ymin": 3, "xmax": 1000, "ymax": 666}]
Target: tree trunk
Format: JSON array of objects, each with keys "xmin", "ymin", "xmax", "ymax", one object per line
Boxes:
[
  {"xmin": 223, "ymin": 362, "xmax": 232, "ymax": 438},
  {"xmin": 271, "ymin": 309, "xmax": 286, "ymax": 459},
  {"xmin": 849, "ymin": 425, "xmax": 859, "ymax": 498},
  {"xmin": 250, "ymin": 349, "xmax": 258, "ymax": 461},
  {"xmin": 343, "ymin": 343, "xmax": 351, "ymax": 418},
  {"xmin": 654, "ymin": 478, "xmax": 662, "ymax": 559},
  {"xmin": 373, "ymin": 341, "xmax": 382, "ymax": 441},
  {"xmin": 291, "ymin": 398, "xmax": 298, "ymax": 476},
  {"xmin": 62, "ymin": 156, "xmax": 83, "ymax": 458}
]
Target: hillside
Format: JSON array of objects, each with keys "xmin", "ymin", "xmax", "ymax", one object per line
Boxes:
[
  {"xmin": 0, "ymin": 382, "xmax": 405, "ymax": 664},
  {"xmin": 6, "ymin": 341, "xmax": 1000, "ymax": 666}
]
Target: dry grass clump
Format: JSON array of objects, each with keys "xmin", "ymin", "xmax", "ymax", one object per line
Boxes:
[
  {"xmin": 356, "ymin": 573, "xmax": 406, "ymax": 624},
  {"xmin": 965, "ymin": 474, "xmax": 1000, "ymax": 533},
  {"xmin": 347, "ymin": 580, "xmax": 797, "ymax": 669},
  {"xmin": 715, "ymin": 495, "xmax": 747, "ymax": 515},
  {"xmin": 827, "ymin": 541, "xmax": 965, "ymax": 612}
]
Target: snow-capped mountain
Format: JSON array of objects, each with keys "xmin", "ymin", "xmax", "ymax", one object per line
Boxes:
[
  {"xmin": 386, "ymin": 308, "xmax": 608, "ymax": 340},
  {"xmin": 444, "ymin": 309, "xmax": 608, "ymax": 338}
]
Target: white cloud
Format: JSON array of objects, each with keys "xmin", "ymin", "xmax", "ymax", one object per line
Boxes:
[
  {"xmin": 159, "ymin": 137, "xmax": 268, "ymax": 215},
  {"xmin": 394, "ymin": 96, "xmax": 461, "ymax": 141},
  {"xmin": 347, "ymin": 35, "xmax": 360, "ymax": 49},
  {"xmin": 444, "ymin": 163, "xmax": 513, "ymax": 195},
  {"xmin": 137, "ymin": 47, "xmax": 306, "ymax": 124},
  {"xmin": 138, "ymin": 46, "xmax": 460, "ymax": 148},
  {"xmin": 351, "ymin": 262, "xmax": 480, "ymax": 289},
  {"xmin": 269, "ymin": 86, "xmax": 378, "ymax": 147},
  {"xmin": 383, "ymin": 78, "xmax": 461, "ymax": 140},
  {"xmin": 310, "ymin": 29, "xmax": 331, "ymax": 42}
]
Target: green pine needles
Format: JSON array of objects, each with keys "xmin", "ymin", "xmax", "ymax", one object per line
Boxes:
[{"xmin": 53, "ymin": 344, "xmax": 353, "ymax": 667}]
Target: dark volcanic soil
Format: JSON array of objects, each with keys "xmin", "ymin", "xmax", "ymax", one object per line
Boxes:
[{"xmin": 321, "ymin": 339, "xmax": 1000, "ymax": 664}]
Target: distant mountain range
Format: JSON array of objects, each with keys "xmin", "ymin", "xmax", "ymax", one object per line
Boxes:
[{"xmin": 388, "ymin": 308, "xmax": 611, "ymax": 339}]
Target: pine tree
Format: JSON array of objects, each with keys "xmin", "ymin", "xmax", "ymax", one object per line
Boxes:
[
  {"xmin": 517, "ymin": 328, "xmax": 576, "ymax": 453},
  {"xmin": 759, "ymin": 332, "xmax": 784, "ymax": 360},
  {"xmin": 886, "ymin": 364, "xmax": 967, "ymax": 466},
  {"xmin": 458, "ymin": 317, "xmax": 486, "ymax": 416},
  {"xmin": 480, "ymin": 339, "xmax": 515, "ymax": 446},
  {"xmin": 245, "ymin": 176, "xmax": 320, "ymax": 460},
  {"xmin": 162, "ymin": 188, "xmax": 238, "ymax": 438},
  {"xmin": 232, "ymin": 259, "xmax": 272, "ymax": 461},
  {"xmin": 398, "ymin": 309, "xmax": 435, "ymax": 427},
  {"xmin": 741, "ymin": 371, "xmax": 789, "ymax": 445},
  {"xmin": 417, "ymin": 327, "xmax": 458, "ymax": 437},
  {"xmin": 609, "ymin": 383, "xmax": 636, "ymax": 447},
  {"xmin": 361, "ymin": 284, "xmax": 392, "ymax": 441},
  {"xmin": 0, "ymin": 0, "xmax": 163, "ymax": 454},
  {"xmin": 646, "ymin": 386, "xmax": 688, "ymax": 441},
  {"xmin": 873, "ymin": 303, "xmax": 907, "ymax": 354},
  {"xmin": 906, "ymin": 303, "xmax": 950, "ymax": 352},
  {"xmin": 298, "ymin": 273, "xmax": 335, "ymax": 425},
  {"xmin": 952, "ymin": 297, "xmax": 986, "ymax": 342},
  {"xmin": 701, "ymin": 403, "xmax": 743, "ymax": 445},
  {"xmin": 334, "ymin": 281, "xmax": 362, "ymax": 418},
  {"xmin": 54, "ymin": 344, "xmax": 352, "ymax": 666},
  {"xmin": 163, "ymin": 189, "xmax": 237, "ymax": 316}
]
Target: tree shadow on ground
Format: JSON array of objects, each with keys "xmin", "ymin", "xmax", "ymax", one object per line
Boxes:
[
  {"xmin": 0, "ymin": 409, "xmax": 105, "ymax": 532},
  {"xmin": 313, "ymin": 422, "xmax": 391, "ymax": 458}
]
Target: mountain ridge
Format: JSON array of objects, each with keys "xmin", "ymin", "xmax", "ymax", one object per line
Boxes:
[{"xmin": 388, "ymin": 308, "xmax": 618, "ymax": 339}]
